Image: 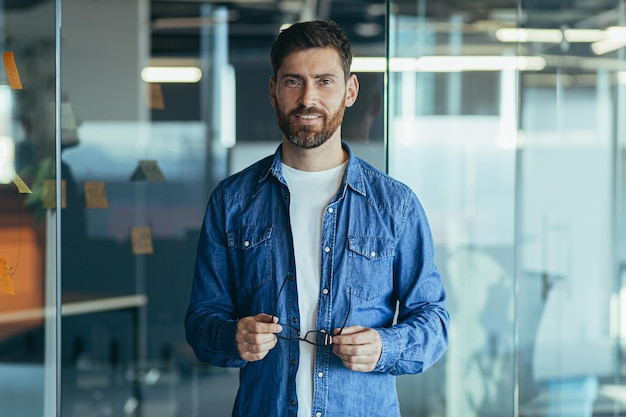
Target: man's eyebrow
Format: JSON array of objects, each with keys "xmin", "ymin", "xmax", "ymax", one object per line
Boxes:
[
  {"xmin": 280, "ymin": 73, "xmax": 304, "ymax": 79},
  {"xmin": 280, "ymin": 72, "xmax": 340, "ymax": 80},
  {"xmin": 315, "ymin": 73, "xmax": 340, "ymax": 79}
]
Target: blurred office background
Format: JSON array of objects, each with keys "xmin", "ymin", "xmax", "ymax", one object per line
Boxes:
[{"xmin": 1, "ymin": 0, "xmax": 625, "ymax": 415}]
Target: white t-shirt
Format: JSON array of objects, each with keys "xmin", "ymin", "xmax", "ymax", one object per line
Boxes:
[{"xmin": 282, "ymin": 162, "xmax": 345, "ymax": 417}]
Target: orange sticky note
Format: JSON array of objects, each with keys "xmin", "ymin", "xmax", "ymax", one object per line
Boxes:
[
  {"xmin": 83, "ymin": 181, "xmax": 108, "ymax": 208},
  {"xmin": 42, "ymin": 179, "xmax": 66, "ymax": 209},
  {"xmin": 0, "ymin": 257, "xmax": 15, "ymax": 295},
  {"xmin": 131, "ymin": 226, "xmax": 154, "ymax": 255},
  {"xmin": 149, "ymin": 83, "xmax": 165, "ymax": 110},
  {"xmin": 3, "ymin": 52, "xmax": 23, "ymax": 90}
]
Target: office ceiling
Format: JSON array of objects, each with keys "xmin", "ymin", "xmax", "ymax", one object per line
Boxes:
[
  {"xmin": 5, "ymin": 0, "xmax": 625, "ymax": 58},
  {"xmin": 149, "ymin": 0, "xmax": 390, "ymax": 56},
  {"xmin": 147, "ymin": 0, "xmax": 623, "ymax": 59}
]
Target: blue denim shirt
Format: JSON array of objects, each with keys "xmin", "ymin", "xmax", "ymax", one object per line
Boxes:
[{"xmin": 185, "ymin": 143, "xmax": 449, "ymax": 417}]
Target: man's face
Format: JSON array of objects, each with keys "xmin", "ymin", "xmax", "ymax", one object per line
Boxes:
[{"xmin": 269, "ymin": 47, "xmax": 358, "ymax": 149}]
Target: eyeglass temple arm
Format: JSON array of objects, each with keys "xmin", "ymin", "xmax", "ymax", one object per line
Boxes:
[
  {"xmin": 272, "ymin": 273, "xmax": 292, "ymax": 319},
  {"xmin": 335, "ymin": 286, "xmax": 352, "ymax": 337}
]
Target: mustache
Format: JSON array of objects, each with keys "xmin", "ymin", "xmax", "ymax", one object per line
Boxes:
[{"xmin": 290, "ymin": 106, "xmax": 325, "ymax": 117}]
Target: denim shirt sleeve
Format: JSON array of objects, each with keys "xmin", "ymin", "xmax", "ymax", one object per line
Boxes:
[
  {"xmin": 372, "ymin": 191, "xmax": 449, "ymax": 375},
  {"xmin": 184, "ymin": 185, "xmax": 247, "ymax": 368}
]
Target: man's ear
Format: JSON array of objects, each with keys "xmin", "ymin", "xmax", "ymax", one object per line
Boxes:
[
  {"xmin": 269, "ymin": 76, "xmax": 277, "ymax": 108},
  {"xmin": 345, "ymin": 73, "xmax": 359, "ymax": 108}
]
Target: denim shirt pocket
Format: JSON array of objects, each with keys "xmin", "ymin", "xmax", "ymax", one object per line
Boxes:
[
  {"xmin": 227, "ymin": 225, "xmax": 273, "ymax": 288},
  {"xmin": 347, "ymin": 236, "xmax": 395, "ymax": 300}
]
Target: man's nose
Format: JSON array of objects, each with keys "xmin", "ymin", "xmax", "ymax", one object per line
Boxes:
[{"xmin": 299, "ymin": 83, "xmax": 319, "ymax": 108}]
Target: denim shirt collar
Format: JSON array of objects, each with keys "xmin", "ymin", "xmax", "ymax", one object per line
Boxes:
[{"xmin": 261, "ymin": 141, "xmax": 368, "ymax": 198}]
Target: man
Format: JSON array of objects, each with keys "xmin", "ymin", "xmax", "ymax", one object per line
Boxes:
[{"xmin": 185, "ymin": 20, "xmax": 449, "ymax": 417}]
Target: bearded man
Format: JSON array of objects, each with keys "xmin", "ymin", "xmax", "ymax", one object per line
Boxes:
[{"xmin": 185, "ymin": 19, "xmax": 449, "ymax": 417}]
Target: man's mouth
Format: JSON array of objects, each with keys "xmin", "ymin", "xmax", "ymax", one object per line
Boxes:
[{"xmin": 294, "ymin": 113, "xmax": 323, "ymax": 125}]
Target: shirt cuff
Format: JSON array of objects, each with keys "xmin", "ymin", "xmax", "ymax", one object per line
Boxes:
[
  {"xmin": 220, "ymin": 319, "xmax": 247, "ymax": 366},
  {"xmin": 373, "ymin": 327, "xmax": 400, "ymax": 373}
]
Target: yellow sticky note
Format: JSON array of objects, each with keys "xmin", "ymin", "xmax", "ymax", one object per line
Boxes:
[
  {"xmin": 149, "ymin": 83, "xmax": 165, "ymax": 110},
  {"xmin": 83, "ymin": 181, "xmax": 108, "ymax": 209},
  {"xmin": 12, "ymin": 174, "xmax": 32, "ymax": 194},
  {"xmin": 0, "ymin": 257, "xmax": 15, "ymax": 295},
  {"xmin": 3, "ymin": 52, "xmax": 23, "ymax": 90},
  {"xmin": 131, "ymin": 226, "xmax": 154, "ymax": 255},
  {"xmin": 42, "ymin": 179, "xmax": 66, "ymax": 209}
]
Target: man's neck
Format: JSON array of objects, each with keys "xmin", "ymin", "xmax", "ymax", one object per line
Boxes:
[{"xmin": 281, "ymin": 136, "xmax": 347, "ymax": 172}]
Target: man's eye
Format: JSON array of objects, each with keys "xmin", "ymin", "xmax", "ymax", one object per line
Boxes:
[
  {"xmin": 285, "ymin": 79, "xmax": 300, "ymax": 86},
  {"xmin": 320, "ymin": 79, "xmax": 333, "ymax": 85}
]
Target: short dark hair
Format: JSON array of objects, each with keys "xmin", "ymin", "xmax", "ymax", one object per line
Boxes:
[{"xmin": 270, "ymin": 20, "xmax": 353, "ymax": 81}]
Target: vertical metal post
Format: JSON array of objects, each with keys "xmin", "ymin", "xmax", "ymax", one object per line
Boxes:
[
  {"xmin": 43, "ymin": 1, "xmax": 63, "ymax": 416},
  {"xmin": 200, "ymin": 4, "xmax": 229, "ymax": 198},
  {"xmin": 447, "ymin": 14, "xmax": 462, "ymax": 116}
]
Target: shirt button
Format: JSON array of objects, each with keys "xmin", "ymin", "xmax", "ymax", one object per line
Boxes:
[
  {"xmin": 317, "ymin": 372, "xmax": 324, "ymax": 378},
  {"xmin": 290, "ymin": 400, "xmax": 296, "ymax": 406},
  {"xmin": 315, "ymin": 413, "xmax": 322, "ymax": 417},
  {"xmin": 290, "ymin": 359, "xmax": 296, "ymax": 365},
  {"xmin": 291, "ymin": 317, "xmax": 298, "ymax": 323},
  {"xmin": 288, "ymin": 273, "xmax": 295, "ymax": 281},
  {"xmin": 243, "ymin": 241, "xmax": 250, "ymax": 247},
  {"xmin": 324, "ymin": 247, "xmax": 330, "ymax": 253},
  {"xmin": 370, "ymin": 251, "xmax": 376, "ymax": 258},
  {"xmin": 327, "ymin": 207, "xmax": 334, "ymax": 213},
  {"xmin": 322, "ymin": 288, "xmax": 329, "ymax": 295}
]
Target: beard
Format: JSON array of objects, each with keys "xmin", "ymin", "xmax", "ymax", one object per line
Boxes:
[{"xmin": 275, "ymin": 101, "xmax": 346, "ymax": 149}]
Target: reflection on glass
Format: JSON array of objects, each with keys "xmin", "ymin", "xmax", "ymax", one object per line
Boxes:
[
  {"xmin": 1, "ymin": 1, "xmax": 58, "ymax": 416},
  {"xmin": 388, "ymin": 1, "xmax": 625, "ymax": 417}
]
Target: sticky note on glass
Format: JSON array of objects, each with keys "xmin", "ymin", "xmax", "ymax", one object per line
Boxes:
[
  {"xmin": 130, "ymin": 160, "xmax": 166, "ymax": 182},
  {"xmin": 83, "ymin": 181, "xmax": 108, "ymax": 208},
  {"xmin": 131, "ymin": 226, "xmax": 154, "ymax": 255},
  {"xmin": 0, "ymin": 257, "xmax": 15, "ymax": 295},
  {"xmin": 42, "ymin": 179, "xmax": 67, "ymax": 209},
  {"xmin": 149, "ymin": 83, "xmax": 165, "ymax": 110},
  {"xmin": 3, "ymin": 52, "xmax": 23, "ymax": 90},
  {"xmin": 12, "ymin": 174, "xmax": 32, "ymax": 194}
]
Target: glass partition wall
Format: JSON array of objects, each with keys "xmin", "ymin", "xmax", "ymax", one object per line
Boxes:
[
  {"xmin": 1, "ymin": 0, "xmax": 60, "ymax": 416},
  {"xmin": 388, "ymin": 5, "xmax": 519, "ymax": 416},
  {"xmin": 2, "ymin": 0, "xmax": 626, "ymax": 416},
  {"xmin": 388, "ymin": 1, "xmax": 626, "ymax": 417}
]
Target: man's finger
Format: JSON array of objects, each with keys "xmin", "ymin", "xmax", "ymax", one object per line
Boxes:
[
  {"xmin": 332, "ymin": 326, "xmax": 375, "ymax": 345},
  {"xmin": 334, "ymin": 325, "xmax": 366, "ymax": 336},
  {"xmin": 239, "ymin": 314, "xmax": 282, "ymax": 334}
]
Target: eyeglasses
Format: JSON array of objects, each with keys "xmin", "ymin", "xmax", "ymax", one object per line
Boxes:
[{"xmin": 271, "ymin": 275, "xmax": 351, "ymax": 346}]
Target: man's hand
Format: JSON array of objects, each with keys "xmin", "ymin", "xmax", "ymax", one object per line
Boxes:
[
  {"xmin": 331, "ymin": 326, "xmax": 382, "ymax": 372},
  {"xmin": 236, "ymin": 313, "xmax": 282, "ymax": 362}
]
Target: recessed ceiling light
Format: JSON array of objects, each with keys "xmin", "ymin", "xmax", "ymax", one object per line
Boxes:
[
  {"xmin": 354, "ymin": 22, "xmax": 382, "ymax": 37},
  {"xmin": 141, "ymin": 67, "xmax": 202, "ymax": 83}
]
